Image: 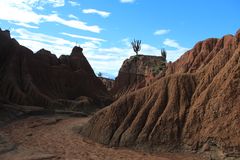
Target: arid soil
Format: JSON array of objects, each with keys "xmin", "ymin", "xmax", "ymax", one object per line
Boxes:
[{"xmin": 0, "ymin": 115, "xmax": 206, "ymax": 160}]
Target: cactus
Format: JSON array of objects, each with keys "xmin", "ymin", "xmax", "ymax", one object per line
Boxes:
[
  {"xmin": 161, "ymin": 48, "xmax": 167, "ymax": 62},
  {"xmin": 131, "ymin": 39, "xmax": 141, "ymax": 55}
]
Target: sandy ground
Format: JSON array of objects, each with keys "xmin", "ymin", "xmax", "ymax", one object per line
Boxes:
[{"xmin": 0, "ymin": 115, "xmax": 206, "ymax": 160}]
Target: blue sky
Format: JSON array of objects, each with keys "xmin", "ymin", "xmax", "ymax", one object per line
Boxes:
[{"xmin": 0, "ymin": 0, "xmax": 239, "ymax": 78}]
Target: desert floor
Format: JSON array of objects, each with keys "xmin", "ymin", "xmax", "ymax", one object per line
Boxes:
[{"xmin": 0, "ymin": 115, "xmax": 207, "ymax": 160}]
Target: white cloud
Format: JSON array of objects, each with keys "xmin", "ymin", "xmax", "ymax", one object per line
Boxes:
[
  {"xmin": 162, "ymin": 38, "xmax": 190, "ymax": 61},
  {"xmin": 36, "ymin": 6, "xmax": 44, "ymax": 10},
  {"xmin": 154, "ymin": 29, "xmax": 170, "ymax": 36},
  {"xmin": 121, "ymin": 38, "xmax": 131, "ymax": 46},
  {"xmin": 42, "ymin": 14, "xmax": 102, "ymax": 33},
  {"xmin": 68, "ymin": 0, "xmax": 80, "ymax": 7},
  {"xmin": 0, "ymin": 2, "xmax": 42, "ymax": 24},
  {"xmin": 13, "ymin": 29, "xmax": 105, "ymax": 58},
  {"xmin": 19, "ymin": 39, "xmax": 73, "ymax": 57},
  {"xmin": 120, "ymin": 0, "xmax": 135, "ymax": 3},
  {"xmin": 11, "ymin": 0, "xmax": 65, "ymax": 8},
  {"xmin": 44, "ymin": 0, "xmax": 65, "ymax": 7},
  {"xmin": 61, "ymin": 32, "xmax": 106, "ymax": 42},
  {"xmin": 165, "ymin": 48, "xmax": 189, "ymax": 62},
  {"xmin": 0, "ymin": 0, "xmax": 101, "ymax": 33},
  {"xmin": 163, "ymin": 38, "xmax": 182, "ymax": 49},
  {"xmin": 86, "ymin": 47, "xmax": 132, "ymax": 76},
  {"xmin": 12, "ymin": 28, "xmax": 74, "ymax": 57},
  {"xmin": 10, "ymin": 22, "xmax": 39, "ymax": 29},
  {"xmin": 14, "ymin": 28, "xmax": 74, "ymax": 46},
  {"xmin": 68, "ymin": 14, "xmax": 78, "ymax": 20},
  {"xmin": 82, "ymin": 9, "xmax": 111, "ymax": 18}
]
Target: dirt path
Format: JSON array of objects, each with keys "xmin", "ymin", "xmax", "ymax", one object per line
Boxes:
[{"xmin": 0, "ymin": 116, "xmax": 205, "ymax": 160}]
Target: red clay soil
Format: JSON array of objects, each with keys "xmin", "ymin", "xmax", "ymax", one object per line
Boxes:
[
  {"xmin": 0, "ymin": 116, "xmax": 206, "ymax": 160},
  {"xmin": 80, "ymin": 30, "xmax": 240, "ymax": 159}
]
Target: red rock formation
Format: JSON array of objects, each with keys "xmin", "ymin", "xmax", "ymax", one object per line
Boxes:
[
  {"xmin": 0, "ymin": 29, "xmax": 111, "ymax": 113},
  {"xmin": 112, "ymin": 55, "xmax": 166, "ymax": 98},
  {"xmin": 99, "ymin": 77, "xmax": 114, "ymax": 91},
  {"xmin": 80, "ymin": 30, "xmax": 240, "ymax": 159}
]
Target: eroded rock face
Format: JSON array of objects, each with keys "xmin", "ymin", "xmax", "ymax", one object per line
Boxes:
[
  {"xmin": 99, "ymin": 77, "xmax": 114, "ymax": 91},
  {"xmin": 80, "ymin": 30, "xmax": 240, "ymax": 158},
  {"xmin": 0, "ymin": 29, "xmax": 111, "ymax": 113},
  {"xmin": 112, "ymin": 55, "xmax": 166, "ymax": 98}
]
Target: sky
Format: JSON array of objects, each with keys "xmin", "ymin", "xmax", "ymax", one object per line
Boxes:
[{"xmin": 0, "ymin": 0, "xmax": 239, "ymax": 78}]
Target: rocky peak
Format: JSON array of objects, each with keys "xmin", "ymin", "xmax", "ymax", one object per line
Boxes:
[
  {"xmin": 0, "ymin": 29, "xmax": 10, "ymax": 41},
  {"xmin": 36, "ymin": 49, "xmax": 52, "ymax": 55},
  {"xmin": 0, "ymin": 29, "xmax": 19, "ymax": 48},
  {"xmin": 120, "ymin": 55, "xmax": 165, "ymax": 74},
  {"xmin": 35, "ymin": 49, "xmax": 59, "ymax": 66},
  {"xmin": 112, "ymin": 55, "xmax": 166, "ymax": 97},
  {"xmin": 59, "ymin": 46, "xmax": 94, "ymax": 74},
  {"xmin": 70, "ymin": 46, "xmax": 84, "ymax": 57}
]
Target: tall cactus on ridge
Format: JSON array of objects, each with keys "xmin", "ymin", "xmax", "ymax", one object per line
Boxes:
[{"xmin": 131, "ymin": 39, "xmax": 141, "ymax": 55}]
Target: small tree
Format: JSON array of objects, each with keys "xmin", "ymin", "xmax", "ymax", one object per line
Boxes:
[
  {"xmin": 161, "ymin": 48, "xmax": 167, "ymax": 62},
  {"xmin": 98, "ymin": 72, "xmax": 102, "ymax": 77},
  {"xmin": 131, "ymin": 39, "xmax": 141, "ymax": 55}
]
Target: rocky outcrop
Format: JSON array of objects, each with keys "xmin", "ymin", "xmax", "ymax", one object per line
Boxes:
[
  {"xmin": 0, "ymin": 29, "xmax": 111, "ymax": 117},
  {"xmin": 80, "ymin": 30, "xmax": 240, "ymax": 159},
  {"xmin": 112, "ymin": 55, "xmax": 166, "ymax": 98},
  {"xmin": 99, "ymin": 77, "xmax": 114, "ymax": 91}
]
